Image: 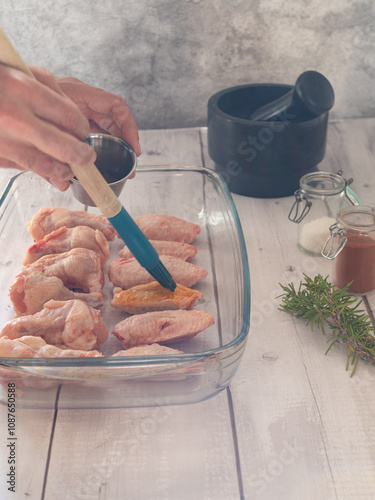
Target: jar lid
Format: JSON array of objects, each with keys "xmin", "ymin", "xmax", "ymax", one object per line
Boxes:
[
  {"xmin": 336, "ymin": 205, "xmax": 375, "ymax": 232},
  {"xmin": 300, "ymin": 171, "xmax": 347, "ymax": 195}
]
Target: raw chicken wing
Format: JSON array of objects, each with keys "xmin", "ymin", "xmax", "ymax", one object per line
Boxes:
[
  {"xmin": 112, "ymin": 344, "xmax": 203, "ymax": 380},
  {"xmin": 135, "ymin": 214, "xmax": 200, "ymax": 243},
  {"xmin": 108, "ymin": 255, "xmax": 207, "ymax": 289},
  {"xmin": 15, "ymin": 248, "xmax": 104, "ymax": 294},
  {"xmin": 28, "ymin": 207, "xmax": 116, "ymax": 241},
  {"xmin": 0, "ymin": 299, "xmax": 108, "ymax": 350},
  {"xmin": 111, "ymin": 281, "xmax": 203, "ymax": 314},
  {"xmin": 113, "ymin": 344, "xmax": 183, "ymax": 356},
  {"xmin": 119, "ymin": 239, "xmax": 197, "ymax": 261},
  {"xmin": 0, "ymin": 336, "xmax": 103, "ymax": 358},
  {"xmin": 112, "ymin": 310, "xmax": 215, "ymax": 348},
  {"xmin": 9, "ymin": 270, "xmax": 104, "ymax": 316},
  {"xmin": 23, "ymin": 226, "xmax": 109, "ymax": 266}
]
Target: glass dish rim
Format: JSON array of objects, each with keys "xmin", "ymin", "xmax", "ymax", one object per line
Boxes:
[{"xmin": 0, "ymin": 165, "xmax": 250, "ymax": 370}]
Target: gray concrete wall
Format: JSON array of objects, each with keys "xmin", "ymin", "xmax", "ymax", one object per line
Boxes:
[{"xmin": 1, "ymin": 0, "xmax": 375, "ymax": 130}]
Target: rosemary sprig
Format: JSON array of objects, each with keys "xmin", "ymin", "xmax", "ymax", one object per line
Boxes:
[{"xmin": 278, "ymin": 274, "xmax": 375, "ymax": 376}]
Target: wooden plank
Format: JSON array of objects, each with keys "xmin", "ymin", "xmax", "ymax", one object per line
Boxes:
[
  {"xmin": 42, "ymin": 127, "xmax": 241, "ymax": 499},
  {"xmin": 201, "ymin": 120, "xmax": 375, "ymax": 500},
  {"xmin": 43, "ymin": 393, "xmax": 240, "ymax": 500},
  {"xmin": 0, "ymin": 403, "xmax": 56, "ymax": 500}
]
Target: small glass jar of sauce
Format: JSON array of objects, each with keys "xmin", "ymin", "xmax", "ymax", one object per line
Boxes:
[
  {"xmin": 288, "ymin": 171, "xmax": 357, "ymax": 256},
  {"xmin": 322, "ymin": 205, "xmax": 375, "ymax": 294}
]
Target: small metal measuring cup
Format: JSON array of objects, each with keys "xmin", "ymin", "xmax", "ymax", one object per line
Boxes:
[{"xmin": 70, "ymin": 133, "xmax": 137, "ymax": 207}]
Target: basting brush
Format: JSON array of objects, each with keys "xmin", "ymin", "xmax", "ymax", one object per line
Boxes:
[{"xmin": 0, "ymin": 27, "xmax": 176, "ymax": 291}]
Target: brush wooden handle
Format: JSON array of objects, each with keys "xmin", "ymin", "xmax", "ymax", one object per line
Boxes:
[
  {"xmin": 68, "ymin": 162, "xmax": 122, "ymax": 217},
  {"xmin": 0, "ymin": 27, "xmax": 122, "ymax": 218},
  {"xmin": 0, "ymin": 28, "xmax": 34, "ymax": 77}
]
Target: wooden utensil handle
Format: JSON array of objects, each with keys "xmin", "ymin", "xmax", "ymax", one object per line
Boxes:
[
  {"xmin": 69, "ymin": 163, "xmax": 122, "ymax": 217},
  {"xmin": 0, "ymin": 27, "xmax": 122, "ymax": 218},
  {"xmin": 0, "ymin": 28, "xmax": 34, "ymax": 77}
]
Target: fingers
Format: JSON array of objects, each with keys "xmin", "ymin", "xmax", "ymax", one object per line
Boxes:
[
  {"xmin": 0, "ymin": 136, "xmax": 75, "ymax": 190},
  {"xmin": 0, "ymin": 156, "xmax": 71, "ymax": 191},
  {"xmin": 0, "ymin": 106, "xmax": 96, "ymax": 168},
  {"xmin": 89, "ymin": 100, "xmax": 141, "ymax": 156},
  {"xmin": 0, "ymin": 65, "xmax": 96, "ymax": 165},
  {"xmin": 0, "ymin": 65, "xmax": 100, "ymax": 190},
  {"xmin": 88, "ymin": 120, "xmax": 105, "ymax": 134},
  {"xmin": 49, "ymin": 178, "xmax": 71, "ymax": 191},
  {"xmin": 28, "ymin": 65, "xmax": 67, "ymax": 97},
  {"xmin": 31, "ymin": 81, "xmax": 91, "ymax": 141},
  {"xmin": 0, "ymin": 68, "xmax": 97, "ymax": 168},
  {"xmin": 30, "ymin": 117, "xmax": 97, "ymax": 166},
  {"xmin": 57, "ymin": 77, "xmax": 142, "ymax": 156},
  {"xmin": 2, "ymin": 66, "xmax": 91, "ymax": 141}
]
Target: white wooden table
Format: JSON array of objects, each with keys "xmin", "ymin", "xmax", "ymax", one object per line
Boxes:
[{"xmin": 0, "ymin": 120, "xmax": 375, "ymax": 500}]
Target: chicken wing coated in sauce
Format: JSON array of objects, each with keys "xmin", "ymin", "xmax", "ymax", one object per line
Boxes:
[
  {"xmin": 28, "ymin": 207, "xmax": 116, "ymax": 241},
  {"xmin": 135, "ymin": 214, "xmax": 200, "ymax": 243},
  {"xmin": 112, "ymin": 309, "xmax": 215, "ymax": 349},
  {"xmin": 0, "ymin": 299, "xmax": 108, "ymax": 350},
  {"xmin": 110, "ymin": 281, "xmax": 203, "ymax": 314},
  {"xmin": 109, "ymin": 255, "xmax": 207, "ymax": 289},
  {"xmin": 23, "ymin": 226, "xmax": 109, "ymax": 266}
]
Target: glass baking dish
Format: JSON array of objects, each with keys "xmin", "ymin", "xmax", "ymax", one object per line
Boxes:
[{"xmin": 0, "ymin": 165, "xmax": 250, "ymax": 409}]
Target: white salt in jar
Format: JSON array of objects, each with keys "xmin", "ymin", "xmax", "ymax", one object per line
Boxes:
[{"xmin": 288, "ymin": 171, "xmax": 358, "ymax": 256}]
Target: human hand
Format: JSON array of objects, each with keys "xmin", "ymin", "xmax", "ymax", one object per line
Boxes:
[
  {"xmin": 0, "ymin": 64, "xmax": 97, "ymax": 191},
  {"xmin": 56, "ymin": 77, "xmax": 141, "ymax": 157}
]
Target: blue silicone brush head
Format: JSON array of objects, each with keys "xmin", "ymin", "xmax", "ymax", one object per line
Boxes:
[
  {"xmin": 146, "ymin": 261, "xmax": 177, "ymax": 292},
  {"xmin": 109, "ymin": 207, "xmax": 177, "ymax": 292}
]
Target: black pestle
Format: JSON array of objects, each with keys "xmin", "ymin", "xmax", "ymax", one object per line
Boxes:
[{"xmin": 250, "ymin": 70, "xmax": 335, "ymax": 122}]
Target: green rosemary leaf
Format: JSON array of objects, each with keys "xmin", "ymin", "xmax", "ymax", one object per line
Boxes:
[{"xmin": 278, "ymin": 274, "xmax": 375, "ymax": 376}]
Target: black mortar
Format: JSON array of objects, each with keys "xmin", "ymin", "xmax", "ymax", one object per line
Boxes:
[{"xmin": 207, "ymin": 83, "xmax": 329, "ymax": 198}]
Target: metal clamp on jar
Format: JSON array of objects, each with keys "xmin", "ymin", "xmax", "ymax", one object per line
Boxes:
[
  {"xmin": 288, "ymin": 171, "xmax": 359, "ymax": 256},
  {"xmin": 322, "ymin": 206, "xmax": 375, "ymax": 295}
]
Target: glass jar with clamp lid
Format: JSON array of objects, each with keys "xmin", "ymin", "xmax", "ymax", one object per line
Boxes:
[
  {"xmin": 322, "ymin": 205, "xmax": 375, "ymax": 294},
  {"xmin": 288, "ymin": 171, "xmax": 359, "ymax": 256}
]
